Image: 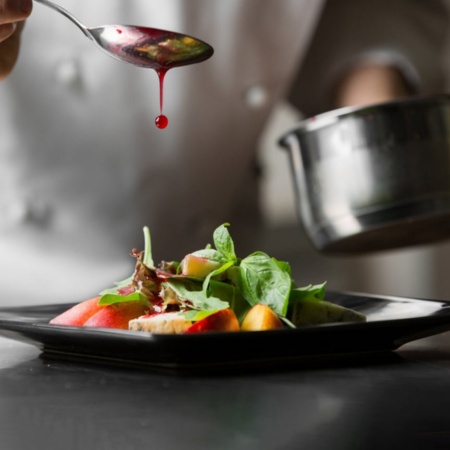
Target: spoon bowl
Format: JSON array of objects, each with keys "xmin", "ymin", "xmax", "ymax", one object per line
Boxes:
[
  {"xmin": 88, "ymin": 25, "xmax": 214, "ymax": 70},
  {"xmin": 33, "ymin": 0, "xmax": 214, "ymax": 69}
]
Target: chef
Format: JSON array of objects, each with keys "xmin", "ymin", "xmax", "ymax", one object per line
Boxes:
[{"xmin": 0, "ymin": 0, "xmax": 448, "ymax": 304}]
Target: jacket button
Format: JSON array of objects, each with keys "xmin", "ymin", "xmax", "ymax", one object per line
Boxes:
[
  {"xmin": 244, "ymin": 84, "xmax": 269, "ymax": 109},
  {"xmin": 0, "ymin": 197, "xmax": 51, "ymax": 229},
  {"xmin": 0, "ymin": 199, "xmax": 28, "ymax": 229},
  {"xmin": 55, "ymin": 58, "xmax": 81, "ymax": 87}
]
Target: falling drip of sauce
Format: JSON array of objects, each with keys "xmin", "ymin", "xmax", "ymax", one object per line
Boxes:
[
  {"xmin": 155, "ymin": 68, "xmax": 169, "ymax": 129},
  {"xmin": 105, "ymin": 26, "xmax": 213, "ymax": 130}
]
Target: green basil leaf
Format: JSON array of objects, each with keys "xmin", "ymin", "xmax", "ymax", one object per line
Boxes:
[
  {"xmin": 202, "ymin": 260, "xmax": 234, "ymax": 295},
  {"xmin": 98, "ymin": 292, "xmax": 142, "ymax": 305},
  {"xmin": 180, "ymin": 309, "xmax": 217, "ymax": 322},
  {"xmin": 191, "ymin": 248, "xmax": 229, "ymax": 263},
  {"xmin": 213, "ymin": 223, "xmax": 237, "ymax": 261},
  {"xmin": 274, "ymin": 259, "xmax": 291, "ymax": 277},
  {"xmin": 239, "ymin": 251, "xmax": 292, "ymax": 317},
  {"xmin": 209, "ymin": 279, "xmax": 249, "ymax": 320},
  {"xmin": 164, "ymin": 278, "xmax": 229, "ymax": 311},
  {"xmin": 280, "ymin": 316, "xmax": 296, "ymax": 328},
  {"xmin": 289, "ymin": 282, "xmax": 327, "ymax": 303}
]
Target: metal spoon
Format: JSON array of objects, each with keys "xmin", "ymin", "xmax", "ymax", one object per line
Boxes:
[{"xmin": 33, "ymin": 0, "xmax": 214, "ymax": 70}]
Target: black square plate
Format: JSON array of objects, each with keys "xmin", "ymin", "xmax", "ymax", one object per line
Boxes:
[{"xmin": 0, "ymin": 291, "xmax": 449, "ymax": 372}]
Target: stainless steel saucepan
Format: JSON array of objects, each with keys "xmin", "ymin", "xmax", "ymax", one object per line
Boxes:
[{"xmin": 279, "ymin": 95, "xmax": 450, "ymax": 254}]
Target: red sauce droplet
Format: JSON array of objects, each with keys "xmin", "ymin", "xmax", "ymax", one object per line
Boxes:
[
  {"xmin": 155, "ymin": 114, "xmax": 169, "ymax": 129},
  {"xmin": 116, "ymin": 28, "xmax": 122, "ymax": 34}
]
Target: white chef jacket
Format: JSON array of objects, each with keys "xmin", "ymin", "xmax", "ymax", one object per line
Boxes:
[{"xmin": 0, "ymin": 0, "xmax": 448, "ymax": 305}]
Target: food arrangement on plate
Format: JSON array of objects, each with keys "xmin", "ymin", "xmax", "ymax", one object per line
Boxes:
[{"xmin": 50, "ymin": 224, "xmax": 366, "ymax": 334}]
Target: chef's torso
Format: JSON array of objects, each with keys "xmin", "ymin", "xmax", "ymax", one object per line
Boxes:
[{"xmin": 0, "ymin": 0, "xmax": 324, "ymax": 304}]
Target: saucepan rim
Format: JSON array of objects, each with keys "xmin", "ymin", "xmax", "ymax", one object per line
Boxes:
[{"xmin": 278, "ymin": 93, "xmax": 450, "ymax": 143}]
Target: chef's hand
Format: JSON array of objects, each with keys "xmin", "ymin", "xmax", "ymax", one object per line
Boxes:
[
  {"xmin": 334, "ymin": 63, "xmax": 413, "ymax": 108},
  {"xmin": 0, "ymin": 0, "xmax": 32, "ymax": 81}
]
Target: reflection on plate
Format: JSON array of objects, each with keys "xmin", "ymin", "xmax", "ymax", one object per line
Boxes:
[{"xmin": 0, "ymin": 291, "xmax": 449, "ymax": 372}]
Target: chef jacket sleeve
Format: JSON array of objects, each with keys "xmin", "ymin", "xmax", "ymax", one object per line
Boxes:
[{"xmin": 288, "ymin": 0, "xmax": 450, "ymax": 117}]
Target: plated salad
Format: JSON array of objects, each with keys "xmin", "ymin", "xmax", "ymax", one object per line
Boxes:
[{"xmin": 50, "ymin": 224, "xmax": 366, "ymax": 333}]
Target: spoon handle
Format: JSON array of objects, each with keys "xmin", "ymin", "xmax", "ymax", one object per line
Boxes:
[{"xmin": 32, "ymin": 0, "xmax": 92, "ymax": 39}]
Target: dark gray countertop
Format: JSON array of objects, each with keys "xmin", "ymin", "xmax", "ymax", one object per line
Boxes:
[{"xmin": 1, "ymin": 331, "xmax": 450, "ymax": 450}]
